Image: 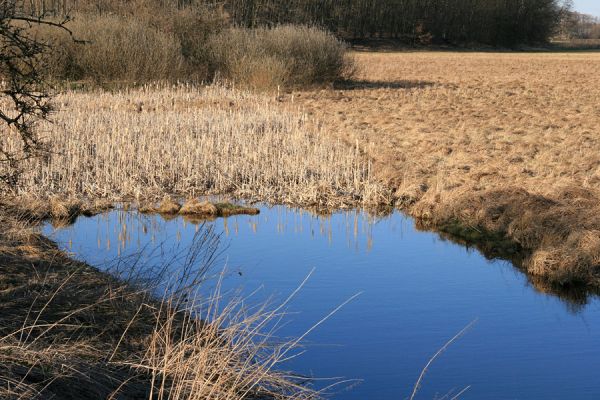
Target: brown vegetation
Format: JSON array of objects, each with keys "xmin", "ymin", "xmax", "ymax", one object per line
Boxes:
[
  {"xmin": 179, "ymin": 198, "xmax": 219, "ymax": 216},
  {"xmin": 0, "ymin": 84, "xmax": 386, "ymax": 209},
  {"xmin": 32, "ymin": 11, "xmax": 350, "ymax": 88},
  {"xmin": 207, "ymin": 25, "xmax": 353, "ymax": 89},
  {"xmin": 289, "ymin": 51, "xmax": 600, "ymax": 287},
  {"xmin": 142, "ymin": 197, "xmax": 260, "ymax": 218},
  {"xmin": 0, "ymin": 211, "xmax": 320, "ymax": 399},
  {"xmin": 0, "ymin": 195, "xmax": 114, "ymax": 224}
]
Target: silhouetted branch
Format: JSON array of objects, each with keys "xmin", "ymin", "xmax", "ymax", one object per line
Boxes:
[{"xmin": 0, "ymin": 0, "xmax": 79, "ymax": 187}]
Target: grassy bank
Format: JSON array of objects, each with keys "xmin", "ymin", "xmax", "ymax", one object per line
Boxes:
[
  {"xmin": 0, "ymin": 212, "xmax": 319, "ymax": 399},
  {"xmin": 290, "ymin": 51, "xmax": 600, "ymax": 287}
]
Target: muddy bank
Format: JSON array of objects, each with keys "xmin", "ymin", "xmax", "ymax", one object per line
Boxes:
[{"xmin": 0, "ymin": 196, "xmax": 262, "ymax": 228}]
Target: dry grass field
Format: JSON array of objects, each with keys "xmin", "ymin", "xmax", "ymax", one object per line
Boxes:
[
  {"xmin": 290, "ymin": 51, "xmax": 600, "ymax": 286},
  {"xmin": 3, "ymin": 50, "xmax": 599, "ymax": 397}
]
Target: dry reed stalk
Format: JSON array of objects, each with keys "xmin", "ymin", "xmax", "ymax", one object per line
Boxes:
[
  {"xmin": 0, "ymin": 84, "xmax": 386, "ymax": 210},
  {"xmin": 130, "ymin": 290, "xmax": 322, "ymax": 400}
]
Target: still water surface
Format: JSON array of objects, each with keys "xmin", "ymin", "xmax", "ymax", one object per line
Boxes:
[{"xmin": 43, "ymin": 205, "xmax": 600, "ymax": 400}]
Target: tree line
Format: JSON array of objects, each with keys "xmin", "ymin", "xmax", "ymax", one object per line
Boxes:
[
  {"xmin": 18, "ymin": 0, "xmax": 569, "ymax": 46},
  {"xmin": 224, "ymin": 0, "xmax": 568, "ymax": 46},
  {"xmin": 561, "ymin": 11, "xmax": 600, "ymax": 39}
]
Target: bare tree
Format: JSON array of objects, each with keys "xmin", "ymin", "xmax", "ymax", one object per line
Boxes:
[{"xmin": 0, "ymin": 0, "xmax": 77, "ymax": 187}]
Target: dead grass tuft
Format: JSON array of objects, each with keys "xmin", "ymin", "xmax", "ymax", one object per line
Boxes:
[
  {"xmin": 49, "ymin": 196, "xmax": 82, "ymax": 220},
  {"xmin": 179, "ymin": 198, "xmax": 218, "ymax": 216},
  {"xmin": 156, "ymin": 196, "xmax": 182, "ymax": 215}
]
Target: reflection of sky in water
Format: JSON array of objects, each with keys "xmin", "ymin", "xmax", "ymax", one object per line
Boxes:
[{"xmin": 44, "ymin": 206, "xmax": 600, "ymax": 400}]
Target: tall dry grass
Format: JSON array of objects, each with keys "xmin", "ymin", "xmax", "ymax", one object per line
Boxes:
[
  {"xmin": 0, "ymin": 216, "xmax": 323, "ymax": 399},
  {"xmin": 0, "ymin": 84, "xmax": 386, "ymax": 209}
]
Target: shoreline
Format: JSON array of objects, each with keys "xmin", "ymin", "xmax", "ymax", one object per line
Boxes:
[
  {"xmin": 30, "ymin": 193, "xmax": 600, "ymax": 301},
  {"xmin": 289, "ymin": 51, "xmax": 600, "ymax": 290},
  {"xmin": 2, "ymin": 188, "xmax": 598, "ymax": 397},
  {"xmin": 0, "ymin": 205, "xmax": 319, "ymax": 399}
]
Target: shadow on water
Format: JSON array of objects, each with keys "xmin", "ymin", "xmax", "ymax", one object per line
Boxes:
[{"xmin": 415, "ymin": 219, "xmax": 600, "ymax": 313}]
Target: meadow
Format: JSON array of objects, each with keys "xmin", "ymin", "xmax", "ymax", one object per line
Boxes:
[{"xmin": 291, "ymin": 51, "xmax": 600, "ymax": 286}]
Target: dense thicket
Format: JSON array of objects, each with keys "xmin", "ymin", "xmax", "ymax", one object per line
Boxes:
[
  {"xmin": 225, "ymin": 0, "xmax": 566, "ymax": 46},
  {"xmin": 21, "ymin": 0, "xmax": 351, "ymax": 88}
]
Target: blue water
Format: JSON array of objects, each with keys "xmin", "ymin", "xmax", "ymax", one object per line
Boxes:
[{"xmin": 43, "ymin": 206, "xmax": 600, "ymax": 400}]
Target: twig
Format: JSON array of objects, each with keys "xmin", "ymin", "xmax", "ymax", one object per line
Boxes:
[{"xmin": 408, "ymin": 319, "xmax": 477, "ymax": 400}]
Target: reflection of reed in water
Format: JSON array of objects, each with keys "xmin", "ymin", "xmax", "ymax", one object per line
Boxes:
[{"xmin": 78, "ymin": 206, "xmax": 389, "ymax": 257}]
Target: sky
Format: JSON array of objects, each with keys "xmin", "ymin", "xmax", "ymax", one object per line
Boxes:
[{"xmin": 573, "ymin": 0, "xmax": 600, "ymax": 17}]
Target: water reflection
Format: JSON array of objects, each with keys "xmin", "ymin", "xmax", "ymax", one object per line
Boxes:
[
  {"xmin": 43, "ymin": 205, "xmax": 600, "ymax": 400},
  {"xmin": 65, "ymin": 206, "xmax": 382, "ymax": 259},
  {"xmin": 423, "ymin": 223, "xmax": 600, "ymax": 311},
  {"xmin": 56, "ymin": 205, "xmax": 598, "ymax": 312}
]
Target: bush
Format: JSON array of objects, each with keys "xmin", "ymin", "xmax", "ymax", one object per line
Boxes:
[
  {"xmin": 34, "ymin": 14, "xmax": 189, "ymax": 83},
  {"xmin": 34, "ymin": 4, "xmax": 227, "ymax": 84},
  {"xmin": 74, "ymin": 15, "xmax": 189, "ymax": 83},
  {"xmin": 159, "ymin": 7, "xmax": 227, "ymax": 72},
  {"xmin": 207, "ymin": 25, "xmax": 353, "ymax": 89},
  {"xmin": 33, "ymin": 12, "xmax": 352, "ymax": 88}
]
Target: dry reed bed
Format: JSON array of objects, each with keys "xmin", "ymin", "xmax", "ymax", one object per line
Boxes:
[
  {"xmin": 291, "ymin": 52, "xmax": 600, "ymax": 286},
  {"xmin": 1, "ymin": 84, "xmax": 386, "ymax": 209}
]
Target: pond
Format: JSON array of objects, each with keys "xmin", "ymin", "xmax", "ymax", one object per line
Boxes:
[{"xmin": 43, "ymin": 205, "xmax": 600, "ymax": 400}]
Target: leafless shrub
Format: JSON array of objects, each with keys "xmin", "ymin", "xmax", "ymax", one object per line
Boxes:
[{"xmin": 208, "ymin": 25, "xmax": 353, "ymax": 89}]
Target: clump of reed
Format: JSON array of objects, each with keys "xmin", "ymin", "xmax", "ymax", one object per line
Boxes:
[{"xmin": 0, "ymin": 84, "xmax": 387, "ymax": 209}]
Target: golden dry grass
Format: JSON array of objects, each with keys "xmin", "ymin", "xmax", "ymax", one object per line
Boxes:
[
  {"xmin": 290, "ymin": 51, "xmax": 600, "ymax": 286},
  {"xmin": 0, "ymin": 84, "xmax": 385, "ymax": 209}
]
